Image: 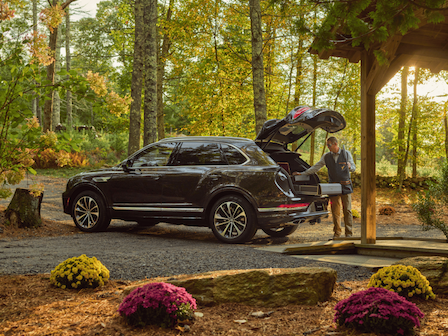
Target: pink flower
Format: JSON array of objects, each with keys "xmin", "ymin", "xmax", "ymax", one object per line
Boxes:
[
  {"xmin": 334, "ymin": 287, "xmax": 424, "ymax": 335},
  {"xmin": 118, "ymin": 282, "xmax": 197, "ymax": 327}
]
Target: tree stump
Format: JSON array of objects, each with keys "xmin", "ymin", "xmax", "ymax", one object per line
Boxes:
[{"xmin": 5, "ymin": 188, "xmax": 44, "ymax": 228}]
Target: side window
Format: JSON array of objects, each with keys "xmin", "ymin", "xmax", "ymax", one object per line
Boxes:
[
  {"xmin": 176, "ymin": 142, "xmax": 226, "ymax": 165},
  {"xmin": 221, "ymin": 144, "xmax": 247, "ymax": 165},
  {"xmin": 133, "ymin": 143, "xmax": 176, "ymax": 167}
]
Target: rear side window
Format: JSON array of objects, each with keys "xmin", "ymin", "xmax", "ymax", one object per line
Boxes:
[
  {"xmin": 176, "ymin": 142, "xmax": 227, "ymax": 165},
  {"xmin": 133, "ymin": 143, "xmax": 176, "ymax": 167},
  {"xmin": 221, "ymin": 144, "xmax": 247, "ymax": 165}
]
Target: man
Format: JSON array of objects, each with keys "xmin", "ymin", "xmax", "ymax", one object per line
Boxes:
[{"xmin": 294, "ymin": 136, "xmax": 356, "ymax": 239}]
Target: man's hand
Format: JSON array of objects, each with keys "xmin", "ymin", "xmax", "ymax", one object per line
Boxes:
[{"xmin": 347, "ymin": 162, "xmax": 351, "ymax": 169}]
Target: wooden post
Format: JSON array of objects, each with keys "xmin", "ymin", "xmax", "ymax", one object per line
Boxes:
[{"xmin": 361, "ymin": 52, "xmax": 376, "ymax": 244}]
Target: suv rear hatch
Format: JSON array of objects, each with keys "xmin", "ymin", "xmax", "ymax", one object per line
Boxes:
[{"xmin": 255, "ymin": 106, "xmax": 346, "ymax": 197}]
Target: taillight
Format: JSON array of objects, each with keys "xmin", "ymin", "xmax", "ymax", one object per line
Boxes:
[{"xmin": 278, "ymin": 203, "xmax": 310, "ymax": 210}]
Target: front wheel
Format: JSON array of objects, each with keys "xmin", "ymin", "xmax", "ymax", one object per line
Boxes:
[
  {"xmin": 209, "ymin": 195, "xmax": 257, "ymax": 244},
  {"xmin": 72, "ymin": 190, "xmax": 110, "ymax": 232},
  {"xmin": 261, "ymin": 224, "xmax": 299, "ymax": 238}
]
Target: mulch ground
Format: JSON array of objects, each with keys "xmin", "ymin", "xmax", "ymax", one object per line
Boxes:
[{"xmin": 1, "ymin": 187, "xmax": 447, "ymax": 335}]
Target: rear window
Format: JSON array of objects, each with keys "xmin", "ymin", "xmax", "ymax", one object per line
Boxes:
[
  {"xmin": 221, "ymin": 144, "xmax": 247, "ymax": 165},
  {"xmin": 176, "ymin": 142, "xmax": 227, "ymax": 165}
]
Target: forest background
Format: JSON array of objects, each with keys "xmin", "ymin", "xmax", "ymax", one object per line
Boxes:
[{"xmin": 2, "ymin": 0, "xmax": 448, "ymax": 197}]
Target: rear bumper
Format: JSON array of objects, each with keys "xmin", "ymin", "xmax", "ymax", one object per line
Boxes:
[
  {"xmin": 256, "ymin": 199, "xmax": 328, "ymax": 230},
  {"xmin": 257, "ymin": 210, "xmax": 329, "ymax": 229}
]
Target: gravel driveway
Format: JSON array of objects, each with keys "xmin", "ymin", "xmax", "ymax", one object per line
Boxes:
[{"xmin": 0, "ymin": 175, "xmax": 444, "ymax": 282}]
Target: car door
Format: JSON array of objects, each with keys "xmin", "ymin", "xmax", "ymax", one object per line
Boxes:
[
  {"xmin": 161, "ymin": 141, "xmax": 226, "ymax": 207},
  {"xmin": 108, "ymin": 143, "xmax": 177, "ymax": 208}
]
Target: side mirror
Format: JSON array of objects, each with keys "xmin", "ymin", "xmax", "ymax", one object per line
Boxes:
[{"xmin": 122, "ymin": 159, "xmax": 132, "ymax": 172}]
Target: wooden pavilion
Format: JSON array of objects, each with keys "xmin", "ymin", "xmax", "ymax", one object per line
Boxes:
[{"xmin": 310, "ymin": 11, "xmax": 448, "ymax": 244}]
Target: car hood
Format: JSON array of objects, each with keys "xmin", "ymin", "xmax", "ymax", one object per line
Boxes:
[{"xmin": 255, "ymin": 106, "xmax": 346, "ymax": 149}]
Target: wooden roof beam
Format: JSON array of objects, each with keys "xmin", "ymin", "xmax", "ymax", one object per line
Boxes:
[
  {"xmin": 368, "ymin": 54, "xmax": 412, "ymax": 95},
  {"xmin": 365, "ymin": 35, "xmax": 402, "ymax": 95}
]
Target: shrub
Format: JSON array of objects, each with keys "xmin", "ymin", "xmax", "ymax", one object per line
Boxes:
[
  {"xmin": 352, "ymin": 209, "xmax": 360, "ymax": 218},
  {"xmin": 118, "ymin": 282, "xmax": 197, "ymax": 328},
  {"xmin": 334, "ymin": 287, "xmax": 424, "ymax": 336},
  {"xmin": 368, "ymin": 265, "xmax": 435, "ymax": 300},
  {"xmin": 379, "ymin": 205, "xmax": 396, "ymax": 215},
  {"xmin": 413, "ymin": 160, "xmax": 448, "ymax": 239},
  {"xmin": 50, "ymin": 254, "xmax": 110, "ymax": 289}
]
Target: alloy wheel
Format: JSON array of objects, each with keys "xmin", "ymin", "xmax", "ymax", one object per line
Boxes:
[
  {"xmin": 213, "ymin": 200, "xmax": 248, "ymax": 239},
  {"xmin": 74, "ymin": 195, "xmax": 100, "ymax": 229}
]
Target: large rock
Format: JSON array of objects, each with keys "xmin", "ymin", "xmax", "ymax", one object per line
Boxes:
[
  {"xmin": 394, "ymin": 256, "xmax": 448, "ymax": 294},
  {"xmin": 124, "ymin": 267, "xmax": 337, "ymax": 307}
]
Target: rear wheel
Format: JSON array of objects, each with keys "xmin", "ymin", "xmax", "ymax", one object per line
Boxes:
[
  {"xmin": 72, "ymin": 191, "xmax": 110, "ymax": 232},
  {"xmin": 210, "ymin": 195, "xmax": 257, "ymax": 244},
  {"xmin": 261, "ymin": 224, "xmax": 299, "ymax": 237}
]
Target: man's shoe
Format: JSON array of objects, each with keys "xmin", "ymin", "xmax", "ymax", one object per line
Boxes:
[
  {"xmin": 345, "ymin": 233, "xmax": 353, "ymax": 238},
  {"xmin": 332, "ymin": 234, "xmax": 341, "ymax": 240}
]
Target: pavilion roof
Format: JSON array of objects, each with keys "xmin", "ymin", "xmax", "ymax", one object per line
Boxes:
[{"xmin": 310, "ymin": 12, "xmax": 448, "ymax": 74}]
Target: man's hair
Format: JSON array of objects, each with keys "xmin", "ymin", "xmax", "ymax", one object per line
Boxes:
[{"xmin": 327, "ymin": 136, "xmax": 338, "ymax": 144}]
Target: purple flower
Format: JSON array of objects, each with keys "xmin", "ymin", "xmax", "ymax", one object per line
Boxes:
[
  {"xmin": 118, "ymin": 282, "xmax": 197, "ymax": 327},
  {"xmin": 334, "ymin": 287, "xmax": 424, "ymax": 335}
]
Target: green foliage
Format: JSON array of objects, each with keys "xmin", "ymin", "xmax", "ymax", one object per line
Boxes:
[
  {"xmin": 32, "ymin": 131, "xmax": 89, "ymax": 169},
  {"xmin": 35, "ymin": 167, "xmax": 92, "ymax": 179},
  {"xmin": 352, "ymin": 208, "xmax": 360, "ymax": 218},
  {"xmin": 0, "ymin": 44, "xmax": 43, "ymax": 198},
  {"xmin": 80, "ymin": 131, "xmax": 128, "ymax": 166},
  {"xmin": 368, "ymin": 264, "xmax": 436, "ymax": 300},
  {"xmin": 50, "ymin": 254, "xmax": 110, "ymax": 290},
  {"xmin": 413, "ymin": 160, "xmax": 448, "ymax": 238},
  {"xmin": 313, "ymin": 0, "xmax": 447, "ymax": 61}
]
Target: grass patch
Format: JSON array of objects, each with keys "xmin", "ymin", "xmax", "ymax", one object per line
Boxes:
[{"xmin": 35, "ymin": 167, "xmax": 93, "ymax": 179}]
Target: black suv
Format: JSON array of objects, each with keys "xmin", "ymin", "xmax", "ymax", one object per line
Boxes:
[{"xmin": 62, "ymin": 106, "xmax": 346, "ymax": 243}]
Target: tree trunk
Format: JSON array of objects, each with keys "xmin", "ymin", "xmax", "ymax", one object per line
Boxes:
[
  {"xmin": 249, "ymin": 0, "xmax": 267, "ymax": 135},
  {"xmin": 399, "ymin": 77, "xmax": 417, "ymax": 192},
  {"xmin": 312, "ymin": 53, "xmax": 319, "ymax": 163},
  {"xmin": 53, "ymin": 32, "xmax": 62, "ymax": 130},
  {"xmin": 42, "ymin": 0, "xmax": 78, "ymax": 132},
  {"xmin": 156, "ymin": 0, "xmax": 172, "ymax": 140},
  {"xmin": 43, "ymin": 26, "xmax": 57, "ymax": 132},
  {"xmin": 294, "ymin": 41, "xmax": 303, "ymax": 107},
  {"xmin": 397, "ymin": 66, "xmax": 408, "ymax": 181},
  {"xmin": 291, "ymin": 41, "xmax": 304, "ymax": 153},
  {"xmin": 444, "ymin": 107, "xmax": 448, "ymax": 159},
  {"xmin": 143, "ymin": 0, "xmax": 158, "ymax": 146},
  {"xmin": 412, "ymin": 67, "xmax": 419, "ymax": 178},
  {"xmin": 66, "ymin": 7, "xmax": 73, "ymax": 128},
  {"xmin": 128, "ymin": 0, "xmax": 145, "ymax": 156},
  {"xmin": 32, "ymin": 0, "xmax": 39, "ymax": 120},
  {"xmin": 5, "ymin": 189, "xmax": 43, "ymax": 228}
]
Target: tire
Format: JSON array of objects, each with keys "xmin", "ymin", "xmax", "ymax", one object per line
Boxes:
[
  {"xmin": 261, "ymin": 224, "xmax": 299, "ymax": 238},
  {"xmin": 209, "ymin": 195, "xmax": 257, "ymax": 244},
  {"xmin": 72, "ymin": 190, "xmax": 110, "ymax": 232}
]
